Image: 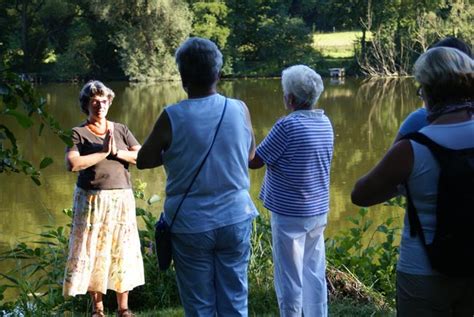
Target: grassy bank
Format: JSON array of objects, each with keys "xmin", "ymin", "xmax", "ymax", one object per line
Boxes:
[
  {"xmin": 120, "ymin": 298, "xmax": 395, "ymax": 316},
  {"xmin": 309, "ymin": 30, "xmax": 376, "ymax": 76},
  {"xmin": 0, "ymin": 184, "xmax": 400, "ymax": 316},
  {"xmin": 312, "ymin": 31, "xmax": 372, "ymax": 58}
]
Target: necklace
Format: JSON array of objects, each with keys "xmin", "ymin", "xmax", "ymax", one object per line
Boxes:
[{"xmin": 86, "ymin": 120, "xmax": 108, "ymax": 136}]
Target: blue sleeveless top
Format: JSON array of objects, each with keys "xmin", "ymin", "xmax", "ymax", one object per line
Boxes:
[{"xmin": 162, "ymin": 93, "xmax": 258, "ymax": 233}]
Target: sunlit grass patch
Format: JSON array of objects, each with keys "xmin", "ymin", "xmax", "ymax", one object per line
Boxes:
[{"xmin": 312, "ymin": 31, "xmax": 373, "ymax": 58}]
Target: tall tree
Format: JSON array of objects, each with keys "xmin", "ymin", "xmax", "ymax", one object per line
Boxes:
[
  {"xmin": 187, "ymin": 0, "xmax": 232, "ymax": 73},
  {"xmin": 89, "ymin": 0, "xmax": 192, "ymax": 81},
  {"xmin": 1, "ymin": 0, "xmax": 79, "ymax": 74},
  {"xmin": 226, "ymin": 0, "xmax": 312, "ymax": 76},
  {"xmin": 357, "ymin": 0, "xmax": 473, "ymax": 76},
  {"xmin": 190, "ymin": 1, "xmax": 230, "ymax": 49}
]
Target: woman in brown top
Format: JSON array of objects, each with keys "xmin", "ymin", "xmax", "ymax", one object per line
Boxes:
[{"xmin": 63, "ymin": 80, "xmax": 144, "ymax": 317}]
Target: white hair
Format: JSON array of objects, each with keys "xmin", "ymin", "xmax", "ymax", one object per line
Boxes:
[
  {"xmin": 281, "ymin": 65, "xmax": 324, "ymax": 108},
  {"xmin": 414, "ymin": 47, "xmax": 474, "ymax": 86}
]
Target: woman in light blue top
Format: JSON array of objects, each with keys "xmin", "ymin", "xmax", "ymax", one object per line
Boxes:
[
  {"xmin": 250, "ymin": 65, "xmax": 334, "ymax": 317},
  {"xmin": 352, "ymin": 47, "xmax": 474, "ymax": 315},
  {"xmin": 137, "ymin": 37, "xmax": 258, "ymax": 316},
  {"xmin": 394, "ymin": 37, "xmax": 472, "ymax": 142}
]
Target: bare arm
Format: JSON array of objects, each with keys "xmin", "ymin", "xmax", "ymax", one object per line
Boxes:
[
  {"xmin": 113, "ymin": 144, "xmax": 141, "ymax": 165},
  {"xmin": 137, "ymin": 111, "xmax": 171, "ymax": 169},
  {"xmin": 240, "ymin": 101, "xmax": 256, "ymax": 161},
  {"xmin": 65, "ymin": 131, "xmax": 112, "ymax": 172},
  {"xmin": 351, "ymin": 140, "xmax": 413, "ymax": 207}
]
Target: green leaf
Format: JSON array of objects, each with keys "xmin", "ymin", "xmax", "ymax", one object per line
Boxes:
[
  {"xmin": 136, "ymin": 208, "xmax": 146, "ymax": 216},
  {"xmin": 0, "ymin": 124, "xmax": 18, "ymax": 151},
  {"xmin": 39, "ymin": 157, "xmax": 53, "ymax": 169},
  {"xmin": 40, "ymin": 232, "xmax": 56, "ymax": 239},
  {"xmin": 38, "ymin": 123, "xmax": 45, "ymax": 136},
  {"xmin": 31, "ymin": 176, "xmax": 41, "ymax": 186},
  {"xmin": 359, "ymin": 208, "xmax": 368, "ymax": 217},
  {"xmin": 62, "ymin": 208, "xmax": 73, "ymax": 218},
  {"xmin": 4, "ymin": 109, "xmax": 34, "ymax": 128},
  {"xmin": 60, "ymin": 134, "xmax": 73, "ymax": 147},
  {"xmin": 0, "ymin": 272, "xmax": 19, "ymax": 285}
]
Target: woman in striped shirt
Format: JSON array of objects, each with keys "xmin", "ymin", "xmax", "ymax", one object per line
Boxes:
[{"xmin": 249, "ymin": 65, "xmax": 334, "ymax": 317}]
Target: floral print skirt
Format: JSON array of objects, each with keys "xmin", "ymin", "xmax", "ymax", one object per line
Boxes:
[{"xmin": 63, "ymin": 187, "xmax": 145, "ymax": 296}]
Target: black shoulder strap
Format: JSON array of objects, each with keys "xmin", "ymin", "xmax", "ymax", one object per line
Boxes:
[
  {"xmin": 402, "ymin": 132, "xmax": 447, "ymax": 158},
  {"xmin": 400, "ymin": 132, "xmax": 434, "ymax": 244},
  {"xmin": 401, "ymin": 131, "xmax": 474, "ymax": 247},
  {"xmin": 404, "ymin": 181, "xmax": 427, "ymax": 244}
]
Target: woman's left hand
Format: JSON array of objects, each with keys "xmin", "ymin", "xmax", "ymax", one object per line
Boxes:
[{"xmin": 110, "ymin": 132, "xmax": 118, "ymax": 157}]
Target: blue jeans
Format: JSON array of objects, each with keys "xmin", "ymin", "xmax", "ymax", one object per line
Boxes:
[{"xmin": 171, "ymin": 219, "xmax": 252, "ymax": 317}]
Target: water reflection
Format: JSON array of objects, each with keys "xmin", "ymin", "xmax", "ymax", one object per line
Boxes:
[{"xmin": 0, "ymin": 78, "xmax": 420, "ymax": 249}]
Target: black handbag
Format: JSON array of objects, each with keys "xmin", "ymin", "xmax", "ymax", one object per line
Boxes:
[
  {"xmin": 155, "ymin": 213, "xmax": 173, "ymax": 271},
  {"xmin": 155, "ymin": 98, "xmax": 228, "ymax": 271}
]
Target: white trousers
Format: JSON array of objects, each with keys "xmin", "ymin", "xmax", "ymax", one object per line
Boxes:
[{"xmin": 271, "ymin": 212, "xmax": 328, "ymax": 317}]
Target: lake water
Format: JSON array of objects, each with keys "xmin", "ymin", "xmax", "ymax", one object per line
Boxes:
[{"xmin": 0, "ymin": 78, "xmax": 419, "ymax": 252}]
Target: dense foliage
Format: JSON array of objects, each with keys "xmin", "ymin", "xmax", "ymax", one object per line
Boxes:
[
  {"xmin": 0, "ymin": 70, "xmax": 71, "ymax": 184},
  {"xmin": 0, "ymin": 0, "xmax": 472, "ymax": 79},
  {"xmin": 352, "ymin": 0, "xmax": 473, "ymax": 76}
]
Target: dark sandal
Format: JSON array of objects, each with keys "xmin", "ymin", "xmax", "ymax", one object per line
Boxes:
[
  {"xmin": 117, "ymin": 309, "xmax": 135, "ymax": 317},
  {"xmin": 91, "ymin": 309, "xmax": 105, "ymax": 317}
]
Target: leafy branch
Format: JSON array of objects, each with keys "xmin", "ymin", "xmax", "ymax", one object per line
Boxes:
[{"xmin": 0, "ymin": 70, "xmax": 72, "ymax": 185}]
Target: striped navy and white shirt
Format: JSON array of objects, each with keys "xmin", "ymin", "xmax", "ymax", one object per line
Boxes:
[{"xmin": 256, "ymin": 109, "xmax": 334, "ymax": 217}]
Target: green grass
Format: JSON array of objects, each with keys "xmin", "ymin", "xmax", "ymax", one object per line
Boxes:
[
  {"xmin": 130, "ymin": 298, "xmax": 395, "ymax": 317},
  {"xmin": 133, "ymin": 308, "xmax": 184, "ymax": 316},
  {"xmin": 312, "ymin": 31, "xmax": 373, "ymax": 58},
  {"xmin": 330, "ymin": 298, "xmax": 395, "ymax": 317},
  {"xmin": 0, "ymin": 190, "xmax": 398, "ymax": 316}
]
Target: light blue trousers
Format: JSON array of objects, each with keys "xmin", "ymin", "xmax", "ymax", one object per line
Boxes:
[
  {"xmin": 171, "ymin": 219, "xmax": 252, "ymax": 317},
  {"xmin": 271, "ymin": 212, "xmax": 328, "ymax": 317}
]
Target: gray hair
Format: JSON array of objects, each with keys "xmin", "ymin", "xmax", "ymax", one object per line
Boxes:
[
  {"xmin": 414, "ymin": 47, "xmax": 474, "ymax": 109},
  {"xmin": 79, "ymin": 80, "xmax": 115, "ymax": 115},
  {"xmin": 414, "ymin": 47, "xmax": 474, "ymax": 86},
  {"xmin": 175, "ymin": 37, "xmax": 223, "ymax": 86},
  {"xmin": 281, "ymin": 65, "xmax": 324, "ymax": 108}
]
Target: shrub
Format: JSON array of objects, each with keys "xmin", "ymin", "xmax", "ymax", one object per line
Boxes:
[
  {"xmin": 0, "ymin": 184, "xmax": 401, "ymax": 315},
  {"xmin": 326, "ymin": 206, "xmax": 401, "ymax": 306}
]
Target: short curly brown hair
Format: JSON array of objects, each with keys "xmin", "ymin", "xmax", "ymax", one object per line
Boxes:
[{"xmin": 78, "ymin": 80, "xmax": 115, "ymax": 115}]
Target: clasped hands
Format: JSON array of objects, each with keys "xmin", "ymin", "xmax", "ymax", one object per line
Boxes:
[{"xmin": 102, "ymin": 128, "xmax": 119, "ymax": 158}]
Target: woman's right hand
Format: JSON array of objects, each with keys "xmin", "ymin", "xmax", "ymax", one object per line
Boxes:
[
  {"xmin": 102, "ymin": 129, "xmax": 113, "ymax": 155},
  {"xmin": 66, "ymin": 129, "xmax": 114, "ymax": 172}
]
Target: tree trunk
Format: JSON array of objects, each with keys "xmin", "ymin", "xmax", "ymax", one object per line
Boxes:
[{"xmin": 361, "ymin": 29, "xmax": 366, "ymax": 58}]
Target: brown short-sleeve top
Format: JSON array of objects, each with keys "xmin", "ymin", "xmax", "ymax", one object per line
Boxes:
[{"xmin": 69, "ymin": 122, "xmax": 140, "ymax": 190}]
